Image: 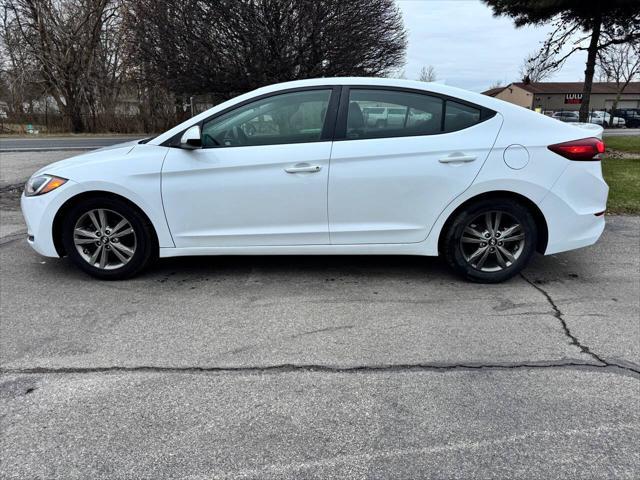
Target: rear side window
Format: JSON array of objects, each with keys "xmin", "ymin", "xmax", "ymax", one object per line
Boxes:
[
  {"xmin": 346, "ymin": 89, "xmax": 443, "ymax": 140},
  {"xmin": 345, "ymin": 89, "xmax": 489, "ymax": 140},
  {"xmin": 444, "ymin": 101, "xmax": 481, "ymax": 133}
]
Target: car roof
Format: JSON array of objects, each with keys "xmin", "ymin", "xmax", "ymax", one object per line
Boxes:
[{"xmin": 250, "ymin": 77, "xmax": 494, "ymax": 106}]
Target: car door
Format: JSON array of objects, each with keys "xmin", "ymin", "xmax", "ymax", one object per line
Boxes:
[
  {"xmin": 328, "ymin": 87, "xmax": 503, "ymax": 244},
  {"xmin": 161, "ymin": 87, "xmax": 339, "ymax": 247}
]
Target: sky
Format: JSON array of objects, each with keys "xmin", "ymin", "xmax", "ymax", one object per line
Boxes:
[{"xmin": 395, "ymin": 0, "xmax": 588, "ymax": 92}]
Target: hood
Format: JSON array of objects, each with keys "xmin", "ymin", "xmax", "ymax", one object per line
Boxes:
[
  {"xmin": 32, "ymin": 143, "xmax": 138, "ymax": 178},
  {"xmin": 95, "ymin": 139, "xmax": 143, "ymax": 151}
]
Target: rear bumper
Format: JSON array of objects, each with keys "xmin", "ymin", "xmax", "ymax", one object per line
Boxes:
[{"xmin": 540, "ymin": 161, "xmax": 608, "ymax": 255}]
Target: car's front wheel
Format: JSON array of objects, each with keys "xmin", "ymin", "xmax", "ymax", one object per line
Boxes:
[
  {"xmin": 442, "ymin": 198, "xmax": 538, "ymax": 283},
  {"xmin": 61, "ymin": 196, "xmax": 156, "ymax": 280}
]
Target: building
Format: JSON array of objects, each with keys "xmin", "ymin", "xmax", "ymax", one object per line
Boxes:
[{"xmin": 483, "ymin": 82, "xmax": 640, "ymax": 111}]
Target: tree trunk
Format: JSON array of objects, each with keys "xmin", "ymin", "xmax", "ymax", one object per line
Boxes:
[
  {"xmin": 611, "ymin": 91, "xmax": 621, "ymax": 114},
  {"xmin": 69, "ymin": 107, "xmax": 85, "ymax": 133},
  {"xmin": 579, "ymin": 16, "xmax": 602, "ymax": 122}
]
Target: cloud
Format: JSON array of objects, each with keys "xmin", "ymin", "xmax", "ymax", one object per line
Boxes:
[{"xmin": 396, "ymin": 0, "xmax": 587, "ymax": 91}]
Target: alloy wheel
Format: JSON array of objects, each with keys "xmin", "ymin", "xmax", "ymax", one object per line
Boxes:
[
  {"xmin": 460, "ymin": 211, "xmax": 525, "ymax": 272},
  {"xmin": 73, "ymin": 209, "xmax": 137, "ymax": 270}
]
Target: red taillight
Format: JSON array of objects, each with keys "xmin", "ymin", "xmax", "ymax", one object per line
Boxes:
[{"xmin": 548, "ymin": 137, "xmax": 605, "ymax": 161}]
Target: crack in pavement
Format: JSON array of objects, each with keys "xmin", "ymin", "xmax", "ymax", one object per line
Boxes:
[
  {"xmin": 1, "ymin": 361, "xmax": 639, "ymax": 378},
  {"xmin": 289, "ymin": 325, "xmax": 355, "ymax": 339},
  {"xmin": 520, "ymin": 273, "xmax": 639, "ymax": 375},
  {"xmin": 1, "ymin": 238, "xmax": 636, "ymax": 378}
]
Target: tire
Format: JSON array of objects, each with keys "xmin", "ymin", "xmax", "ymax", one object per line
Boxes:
[
  {"xmin": 61, "ymin": 196, "xmax": 157, "ymax": 280},
  {"xmin": 442, "ymin": 198, "xmax": 538, "ymax": 283}
]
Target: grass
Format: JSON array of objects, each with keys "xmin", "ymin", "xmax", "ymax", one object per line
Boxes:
[
  {"xmin": 600, "ymin": 135, "xmax": 640, "ymax": 214},
  {"xmin": 604, "ymin": 135, "xmax": 640, "ymax": 153},
  {"xmin": 602, "ymin": 157, "xmax": 640, "ymax": 214}
]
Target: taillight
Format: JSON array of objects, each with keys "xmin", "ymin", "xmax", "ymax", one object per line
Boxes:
[{"xmin": 548, "ymin": 137, "xmax": 605, "ymax": 161}]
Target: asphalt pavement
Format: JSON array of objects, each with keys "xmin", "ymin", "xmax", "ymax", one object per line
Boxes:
[{"xmin": 0, "ymin": 149, "xmax": 639, "ymax": 478}]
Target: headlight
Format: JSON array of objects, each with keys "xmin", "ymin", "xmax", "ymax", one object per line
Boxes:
[{"xmin": 24, "ymin": 175, "xmax": 67, "ymax": 197}]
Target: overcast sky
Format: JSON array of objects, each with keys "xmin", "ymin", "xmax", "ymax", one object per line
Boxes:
[{"xmin": 395, "ymin": 0, "xmax": 588, "ymax": 92}]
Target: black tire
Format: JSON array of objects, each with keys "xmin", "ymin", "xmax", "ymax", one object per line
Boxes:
[
  {"xmin": 61, "ymin": 196, "xmax": 157, "ymax": 280},
  {"xmin": 442, "ymin": 198, "xmax": 538, "ymax": 283}
]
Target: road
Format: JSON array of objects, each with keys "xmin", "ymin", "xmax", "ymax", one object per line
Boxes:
[
  {"xmin": 1, "ymin": 152, "xmax": 639, "ymax": 478},
  {"xmin": 0, "ymin": 135, "xmax": 143, "ymax": 152},
  {"xmin": 604, "ymin": 128, "xmax": 640, "ymax": 137}
]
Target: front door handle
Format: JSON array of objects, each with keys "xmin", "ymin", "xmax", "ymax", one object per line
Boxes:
[
  {"xmin": 439, "ymin": 154, "xmax": 477, "ymax": 164},
  {"xmin": 284, "ymin": 163, "xmax": 322, "ymax": 173}
]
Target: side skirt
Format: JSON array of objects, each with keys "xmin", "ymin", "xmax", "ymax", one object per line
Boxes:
[{"xmin": 159, "ymin": 242, "xmax": 433, "ymax": 258}]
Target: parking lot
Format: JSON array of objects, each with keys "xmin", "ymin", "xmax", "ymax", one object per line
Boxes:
[{"xmin": 1, "ymin": 149, "xmax": 639, "ymax": 478}]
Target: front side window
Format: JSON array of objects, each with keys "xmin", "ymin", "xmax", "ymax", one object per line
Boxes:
[
  {"xmin": 201, "ymin": 89, "xmax": 332, "ymax": 147},
  {"xmin": 346, "ymin": 89, "xmax": 443, "ymax": 140}
]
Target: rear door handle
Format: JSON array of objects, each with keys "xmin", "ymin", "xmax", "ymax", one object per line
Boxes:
[
  {"xmin": 439, "ymin": 154, "xmax": 477, "ymax": 164},
  {"xmin": 284, "ymin": 164, "xmax": 322, "ymax": 173}
]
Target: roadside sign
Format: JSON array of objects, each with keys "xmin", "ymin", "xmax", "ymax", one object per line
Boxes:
[{"xmin": 564, "ymin": 93, "xmax": 582, "ymax": 104}]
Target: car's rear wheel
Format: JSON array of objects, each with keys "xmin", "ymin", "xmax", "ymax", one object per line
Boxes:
[
  {"xmin": 61, "ymin": 197, "xmax": 156, "ymax": 280},
  {"xmin": 442, "ymin": 198, "xmax": 537, "ymax": 283}
]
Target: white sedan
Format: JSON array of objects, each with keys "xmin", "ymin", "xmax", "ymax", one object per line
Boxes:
[{"xmin": 21, "ymin": 78, "xmax": 608, "ymax": 282}]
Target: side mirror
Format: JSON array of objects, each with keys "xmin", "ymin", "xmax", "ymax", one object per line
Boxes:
[{"xmin": 180, "ymin": 125, "xmax": 202, "ymax": 149}]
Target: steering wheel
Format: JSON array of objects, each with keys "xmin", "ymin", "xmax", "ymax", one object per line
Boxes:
[
  {"xmin": 244, "ymin": 124, "xmax": 256, "ymax": 137},
  {"xmin": 219, "ymin": 126, "xmax": 246, "ymax": 146}
]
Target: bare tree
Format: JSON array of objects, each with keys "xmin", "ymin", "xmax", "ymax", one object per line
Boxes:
[
  {"xmin": 2, "ymin": 0, "xmax": 407, "ymax": 133},
  {"xmin": 0, "ymin": 3, "xmax": 42, "ymax": 114},
  {"xmin": 417, "ymin": 65, "xmax": 436, "ymax": 82},
  {"xmin": 126, "ymin": 0, "xmax": 407, "ymax": 99},
  {"xmin": 519, "ymin": 49, "xmax": 560, "ymax": 82},
  {"xmin": 87, "ymin": 0, "xmax": 129, "ymax": 129},
  {"xmin": 597, "ymin": 42, "xmax": 640, "ymax": 112},
  {"xmin": 3, "ymin": 0, "xmax": 116, "ymax": 132},
  {"xmin": 387, "ymin": 67, "xmax": 406, "ymax": 79}
]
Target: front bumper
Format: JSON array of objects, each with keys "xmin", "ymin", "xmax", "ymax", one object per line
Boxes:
[{"xmin": 21, "ymin": 180, "xmax": 77, "ymax": 257}]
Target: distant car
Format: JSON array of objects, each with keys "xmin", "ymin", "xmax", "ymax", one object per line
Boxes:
[
  {"xmin": 22, "ymin": 78, "xmax": 608, "ymax": 283},
  {"xmin": 612, "ymin": 108, "xmax": 640, "ymax": 128},
  {"xmin": 588, "ymin": 111, "xmax": 625, "ymax": 128},
  {"xmin": 552, "ymin": 111, "xmax": 579, "ymax": 123}
]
